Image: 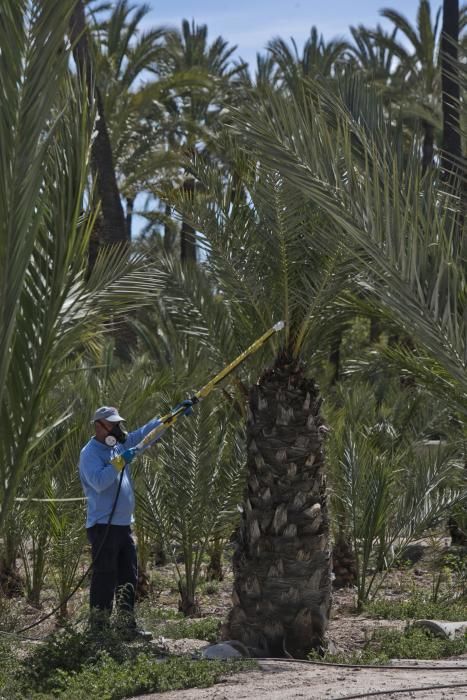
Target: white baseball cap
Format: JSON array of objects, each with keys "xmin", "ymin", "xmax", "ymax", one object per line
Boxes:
[{"xmin": 92, "ymin": 406, "xmax": 126, "ymax": 423}]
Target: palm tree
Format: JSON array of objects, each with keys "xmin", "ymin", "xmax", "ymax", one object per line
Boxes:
[
  {"xmin": 70, "ymin": 0, "xmax": 127, "ymax": 258},
  {"xmin": 138, "ymin": 396, "xmax": 245, "ymax": 615},
  {"xmin": 378, "ymin": 0, "xmax": 442, "ymax": 169},
  {"xmin": 157, "ymin": 19, "xmax": 244, "ymax": 263},
  {"xmin": 227, "ymin": 72, "xmax": 467, "ymax": 418},
  {"xmin": 348, "ymin": 24, "xmax": 399, "ymax": 86},
  {"xmin": 236, "ymin": 52, "xmax": 280, "ymax": 93},
  {"xmin": 268, "ymin": 27, "xmax": 349, "ymax": 93},
  {"xmin": 440, "ymin": 0, "xmax": 462, "ymax": 185},
  {"xmin": 0, "ymin": 0, "xmax": 160, "ymax": 532},
  {"xmin": 154, "ymin": 138, "xmax": 357, "ymax": 655},
  {"xmin": 88, "ymin": 0, "xmax": 168, "ymax": 238}
]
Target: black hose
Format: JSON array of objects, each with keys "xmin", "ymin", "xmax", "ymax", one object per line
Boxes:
[
  {"xmin": 256, "ymin": 657, "xmax": 467, "ymax": 672},
  {"xmin": 336, "ymin": 682, "xmax": 467, "ymax": 699}
]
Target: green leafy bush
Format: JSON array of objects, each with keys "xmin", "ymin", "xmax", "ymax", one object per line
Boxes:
[
  {"xmin": 315, "ymin": 626, "xmax": 467, "ymax": 665},
  {"xmin": 18, "ymin": 625, "xmax": 134, "ymax": 693},
  {"xmin": 371, "ymin": 626, "xmax": 466, "ymax": 660},
  {"xmin": 160, "ymin": 616, "xmax": 221, "ymax": 643},
  {"xmin": 49, "ymin": 654, "xmax": 253, "ymax": 700},
  {"xmin": 10, "ymin": 622, "xmax": 254, "ymax": 699},
  {"xmin": 367, "ymin": 593, "xmax": 467, "ymax": 622}
]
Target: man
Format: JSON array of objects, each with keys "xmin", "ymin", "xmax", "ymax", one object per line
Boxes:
[{"xmin": 79, "ymin": 402, "xmax": 192, "ymax": 639}]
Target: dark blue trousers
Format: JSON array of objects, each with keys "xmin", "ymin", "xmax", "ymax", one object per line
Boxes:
[{"xmin": 87, "ymin": 524, "xmax": 138, "ymax": 622}]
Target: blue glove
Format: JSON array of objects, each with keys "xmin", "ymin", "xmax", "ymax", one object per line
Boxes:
[
  {"xmin": 173, "ymin": 399, "xmax": 194, "ymax": 417},
  {"xmin": 121, "ymin": 447, "xmax": 138, "ymax": 465}
]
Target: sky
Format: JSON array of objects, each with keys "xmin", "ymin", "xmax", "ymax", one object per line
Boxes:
[{"xmin": 143, "ymin": 0, "xmax": 433, "ymax": 68}]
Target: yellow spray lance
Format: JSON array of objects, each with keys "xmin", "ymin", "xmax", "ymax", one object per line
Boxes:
[
  {"xmin": 111, "ymin": 320, "xmax": 285, "ymax": 471},
  {"xmin": 6, "ymin": 320, "xmax": 285, "ymax": 638}
]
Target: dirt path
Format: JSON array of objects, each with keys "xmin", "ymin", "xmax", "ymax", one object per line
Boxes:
[{"xmin": 132, "ymin": 658, "xmax": 467, "ymax": 700}]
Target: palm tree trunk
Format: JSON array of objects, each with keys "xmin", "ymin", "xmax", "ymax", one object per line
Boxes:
[
  {"xmin": 369, "ymin": 317, "xmax": 381, "ymax": 344},
  {"xmin": 329, "ymin": 330, "xmax": 342, "ymax": 385},
  {"xmin": 70, "ymin": 1, "xmax": 135, "ymax": 360},
  {"xmin": 440, "ymin": 0, "xmax": 464, "ymax": 257},
  {"xmin": 207, "ymin": 537, "xmax": 224, "ymax": 582},
  {"xmin": 180, "ymin": 178, "xmax": 197, "ymax": 263},
  {"xmin": 421, "ymin": 121, "xmax": 434, "ymax": 172},
  {"xmin": 225, "ymin": 355, "xmax": 331, "ymax": 658},
  {"xmin": 69, "ymin": 1, "xmax": 127, "ymax": 253},
  {"xmin": 440, "ymin": 0, "xmax": 461, "ymax": 179},
  {"xmin": 164, "ymin": 203, "xmax": 176, "ymax": 254},
  {"xmin": 126, "ymin": 196, "xmax": 134, "ymax": 241},
  {"xmin": 332, "ymin": 534, "xmax": 357, "ymax": 589}
]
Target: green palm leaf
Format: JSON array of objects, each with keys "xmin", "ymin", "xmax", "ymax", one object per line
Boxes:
[{"xmin": 227, "ymin": 73, "xmax": 466, "ymax": 411}]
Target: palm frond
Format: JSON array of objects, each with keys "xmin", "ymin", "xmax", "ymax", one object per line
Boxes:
[{"xmin": 227, "ymin": 72, "xmax": 466, "ymax": 409}]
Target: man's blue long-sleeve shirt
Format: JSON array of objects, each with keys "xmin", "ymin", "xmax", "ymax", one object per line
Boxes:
[{"xmin": 79, "ymin": 418, "xmax": 161, "ymax": 528}]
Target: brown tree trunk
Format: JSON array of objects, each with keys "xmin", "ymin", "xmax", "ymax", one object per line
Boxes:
[
  {"xmin": 163, "ymin": 203, "xmax": 176, "ymax": 254},
  {"xmin": 126, "ymin": 196, "xmax": 134, "ymax": 242},
  {"xmin": 329, "ymin": 330, "xmax": 342, "ymax": 385},
  {"xmin": 440, "ymin": 0, "xmax": 461, "ymax": 179},
  {"xmin": 225, "ymin": 355, "xmax": 332, "ymax": 658},
  {"xmin": 422, "ymin": 121, "xmax": 434, "ymax": 172},
  {"xmin": 178, "ymin": 583, "xmax": 200, "ymax": 616},
  {"xmin": 70, "ymin": 1, "xmax": 135, "ymax": 360},
  {"xmin": 369, "ymin": 317, "xmax": 381, "ymax": 344},
  {"xmin": 332, "ymin": 535, "xmax": 357, "ymax": 589},
  {"xmin": 69, "ymin": 1, "xmax": 127, "ymax": 255},
  {"xmin": 206, "ymin": 538, "xmax": 224, "ymax": 582},
  {"xmin": 180, "ymin": 178, "xmax": 197, "ymax": 263},
  {"xmin": 440, "ymin": 0, "xmax": 465, "ymax": 257}
]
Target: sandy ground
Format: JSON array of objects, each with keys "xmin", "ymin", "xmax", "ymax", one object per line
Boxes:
[{"xmin": 132, "ymin": 657, "xmax": 467, "ymax": 700}]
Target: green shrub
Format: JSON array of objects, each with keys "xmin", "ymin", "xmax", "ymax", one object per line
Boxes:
[
  {"xmin": 50, "ymin": 654, "xmax": 254, "ymax": 700},
  {"xmin": 366, "ymin": 593, "xmax": 467, "ymax": 622},
  {"xmin": 18, "ymin": 625, "xmax": 135, "ymax": 693},
  {"xmin": 199, "ymin": 580, "xmax": 220, "ymax": 595},
  {"xmin": 159, "ymin": 616, "xmax": 221, "ymax": 643},
  {"xmin": 314, "ymin": 626, "xmax": 467, "ymax": 665},
  {"xmin": 0, "ymin": 638, "xmax": 22, "ymax": 699},
  {"xmin": 371, "ymin": 626, "xmax": 466, "ymax": 660},
  {"xmin": 11, "ymin": 621, "xmax": 254, "ymax": 699}
]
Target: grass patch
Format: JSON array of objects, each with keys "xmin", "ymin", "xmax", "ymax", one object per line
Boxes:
[
  {"xmin": 315, "ymin": 626, "xmax": 467, "ymax": 665},
  {"xmin": 157, "ymin": 616, "xmax": 221, "ymax": 643},
  {"xmin": 137, "ymin": 600, "xmax": 221, "ymax": 640},
  {"xmin": 366, "ymin": 593, "xmax": 467, "ymax": 622},
  {"xmin": 198, "ymin": 580, "xmax": 220, "ymax": 596}
]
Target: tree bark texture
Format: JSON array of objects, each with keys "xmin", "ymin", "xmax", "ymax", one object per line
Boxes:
[
  {"xmin": 225, "ymin": 356, "xmax": 332, "ymax": 658},
  {"xmin": 332, "ymin": 535, "xmax": 357, "ymax": 589}
]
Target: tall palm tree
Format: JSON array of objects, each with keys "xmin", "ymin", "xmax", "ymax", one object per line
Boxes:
[
  {"xmin": 440, "ymin": 0, "xmax": 462, "ymax": 185},
  {"xmin": 88, "ymin": 0, "xmax": 168, "ymax": 238},
  {"xmin": 0, "ymin": 0, "xmax": 159, "ymax": 531},
  {"xmin": 348, "ymin": 24, "xmax": 398, "ymax": 86},
  {"xmin": 154, "ymin": 139, "xmax": 356, "ymax": 655},
  {"xmin": 268, "ymin": 27, "xmax": 349, "ymax": 93},
  {"xmin": 378, "ymin": 0, "xmax": 442, "ymax": 169},
  {"xmin": 157, "ymin": 20, "xmax": 244, "ymax": 263},
  {"xmin": 70, "ymin": 0, "xmax": 127, "ymax": 258}
]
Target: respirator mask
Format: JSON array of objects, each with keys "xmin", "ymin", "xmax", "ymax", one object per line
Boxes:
[{"xmin": 100, "ymin": 421, "xmax": 128, "ymax": 447}]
